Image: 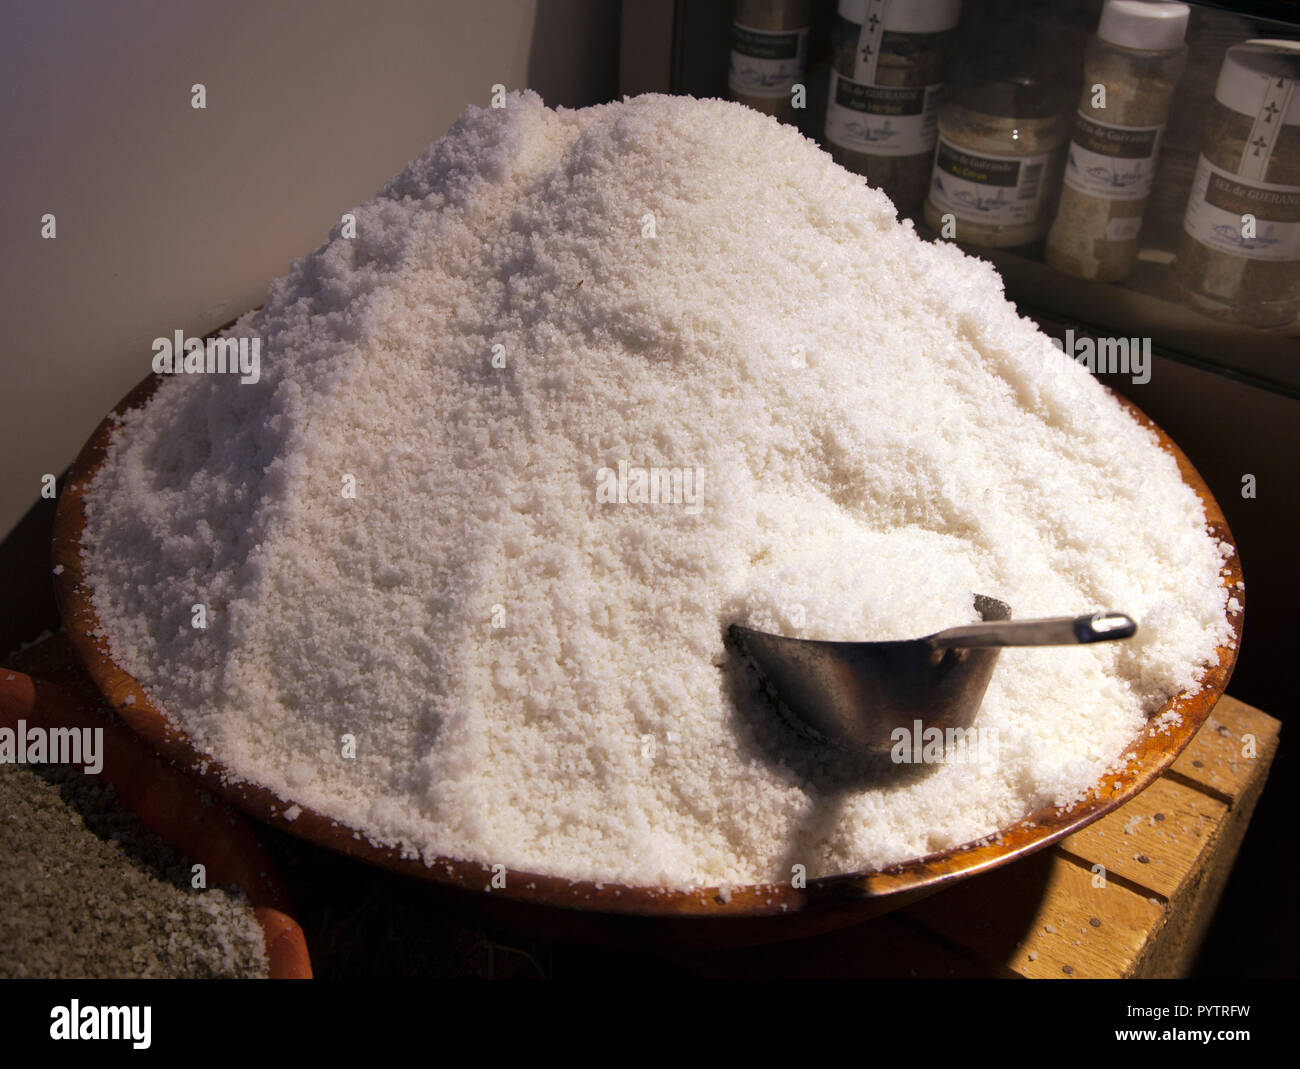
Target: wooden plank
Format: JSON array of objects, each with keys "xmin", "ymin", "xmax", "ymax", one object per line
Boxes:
[
  {"xmin": 1058, "ymin": 776, "xmax": 1227, "ymax": 899},
  {"xmin": 1169, "ymin": 695, "xmax": 1281, "ymax": 802},
  {"xmin": 1136, "ymin": 701, "xmax": 1281, "ymax": 978},
  {"xmin": 900, "ymin": 849, "xmax": 1165, "ymax": 978}
]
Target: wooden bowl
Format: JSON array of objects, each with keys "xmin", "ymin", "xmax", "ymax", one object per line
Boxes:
[
  {"xmin": 0, "ymin": 665, "xmax": 312, "ymax": 977},
  {"xmin": 51, "ymin": 371, "xmax": 1242, "ymax": 949}
]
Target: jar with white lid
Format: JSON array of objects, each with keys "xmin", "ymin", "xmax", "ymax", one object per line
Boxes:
[
  {"xmin": 824, "ymin": 0, "xmax": 963, "ymax": 213},
  {"xmin": 1045, "ymin": 0, "xmax": 1190, "ymax": 282},
  {"xmin": 729, "ymin": 0, "xmax": 813, "ymax": 126},
  {"xmin": 1172, "ymin": 39, "xmax": 1300, "ymax": 328}
]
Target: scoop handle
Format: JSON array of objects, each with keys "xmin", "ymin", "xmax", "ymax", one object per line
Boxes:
[{"xmin": 928, "ymin": 612, "xmax": 1136, "ymax": 650}]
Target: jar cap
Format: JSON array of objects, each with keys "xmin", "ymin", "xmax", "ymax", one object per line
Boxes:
[
  {"xmin": 837, "ymin": 0, "xmax": 962, "ymax": 34},
  {"xmin": 1097, "ymin": 0, "xmax": 1189, "ymax": 52},
  {"xmin": 1215, "ymin": 39, "xmax": 1300, "ymax": 126}
]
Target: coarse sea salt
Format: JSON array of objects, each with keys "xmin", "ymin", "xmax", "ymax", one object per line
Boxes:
[{"xmin": 80, "ymin": 93, "xmax": 1232, "ymax": 888}]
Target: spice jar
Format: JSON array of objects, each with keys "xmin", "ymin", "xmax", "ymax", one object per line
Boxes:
[
  {"xmin": 1172, "ymin": 39, "xmax": 1300, "ymax": 328},
  {"xmin": 924, "ymin": 70, "xmax": 1069, "ymax": 248},
  {"xmin": 729, "ymin": 0, "xmax": 813, "ymax": 126},
  {"xmin": 823, "ymin": 0, "xmax": 962, "ymax": 214},
  {"xmin": 1046, "ymin": 0, "xmax": 1189, "ymax": 282}
]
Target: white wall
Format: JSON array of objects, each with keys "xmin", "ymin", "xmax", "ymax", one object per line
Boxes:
[{"xmin": 0, "ymin": 0, "xmax": 618, "ymax": 536}]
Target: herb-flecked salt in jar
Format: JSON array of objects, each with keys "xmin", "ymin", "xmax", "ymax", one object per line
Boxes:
[
  {"xmin": 824, "ymin": 0, "xmax": 962, "ymax": 214},
  {"xmin": 925, "ymin": 70, "xmax": 1068, "ymax": 248},
  {"xmin": 1046, "ymin": 0, "xmax": 1189, "ymax": 282},
  {"xmin": 729, "ymin": 0, "xmax": 813, "ymax": 126},
  {"xmin": 1172, "ymin": 39, "xmax": 1300, "ymax": 328}
]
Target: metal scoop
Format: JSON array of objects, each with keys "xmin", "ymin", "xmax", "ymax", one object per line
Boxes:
[{"xmin": 729, "ymin": 596, "xmax": 1136, "ymax": 759}]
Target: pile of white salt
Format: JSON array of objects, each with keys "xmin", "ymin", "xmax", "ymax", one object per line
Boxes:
[{"xmin": 81, "ymin": 93, "xmax": 1233, "ymax": 887}]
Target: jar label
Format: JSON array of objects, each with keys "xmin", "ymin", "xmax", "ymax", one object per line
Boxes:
[
  {"xmin": 1183, "ymin": 154, "xmax": 1300, "ymax": 262},
  {"xmin": 729, "ymin": 24, "xmax": 809, "ymax": 99},
  {"xmin": 928, "ymin": 138, "xmax": 1053, "ymax": 226},
  {"xmin": 1063, "ymin": 113, "xmax": 1163, "ymax": 201},
  {"xmin": 824, "ymin": 72, "xmax": 943, "ymax": 156}
]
